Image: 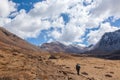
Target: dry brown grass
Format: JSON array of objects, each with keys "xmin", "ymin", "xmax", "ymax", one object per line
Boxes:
[{"xmin": 51, "ymin": 55, "xmax": 120, "ymax": 80}]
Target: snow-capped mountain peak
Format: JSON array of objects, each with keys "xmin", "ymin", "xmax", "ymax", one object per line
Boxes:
[{"xmin": 94, "ymin": 29, "xmax": 120, "ymax": 51}]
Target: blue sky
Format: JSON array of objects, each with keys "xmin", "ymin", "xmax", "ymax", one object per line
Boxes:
[
  {"xmin": 12, "ymin": 0, "xmax": 43, "ymax": 12},
  {"xmin": 0, "ymin": 0, "xmax": 120, "ymax": 46}
]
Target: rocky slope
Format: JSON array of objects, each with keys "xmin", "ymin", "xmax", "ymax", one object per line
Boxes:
[
  {"xmin": 94, "ymin": 29, "xmax": 120, "ymax": 52},
  {"xmin": 88, "ymin": 29, "xmax": 120, "ymax": 59},
  {"xmin": 40, "ymin": 42, "xmax": 66, "ymax": 53}
]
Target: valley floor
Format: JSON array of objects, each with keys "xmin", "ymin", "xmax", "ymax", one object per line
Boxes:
[
  {"xmin": 51, "ymin": 56, "xmax": 120, "ymax": 80},
  {"xmin": 0, "ymin": 50, "xmax": 120, "ymax": 80}
]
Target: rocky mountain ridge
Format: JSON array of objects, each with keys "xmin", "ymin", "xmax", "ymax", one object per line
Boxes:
[
  {"xmin": 40, "ymin": 41, "xmax": 86, "ymax": 53},
  {"xmin": 94, "ymin": 29, "xmax": 120, "ymax": 52}
]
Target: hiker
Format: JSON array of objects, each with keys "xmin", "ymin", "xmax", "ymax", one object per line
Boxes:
[{"xmin": 76, "ymin": 63, "xmax": 81, "ymax": 75}]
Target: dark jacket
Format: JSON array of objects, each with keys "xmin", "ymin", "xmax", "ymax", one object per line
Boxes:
[{"xmin": 76, "ymin": 64, "xmax": 80, "ymax": 70}]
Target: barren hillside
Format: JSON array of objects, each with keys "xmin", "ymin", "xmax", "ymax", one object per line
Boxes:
[{"xmin": 0, "ymin": 27, "xmax": 40, "ymax": 52}]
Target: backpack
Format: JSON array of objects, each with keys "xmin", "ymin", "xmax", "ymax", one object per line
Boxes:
[{"xmin": 76, "ymin": 64, "xmax": 80, "ymax": 69}]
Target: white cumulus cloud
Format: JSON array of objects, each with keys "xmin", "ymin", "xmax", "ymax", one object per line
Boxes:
[
  {"xmin": 0, "ymin": 0, "xmax": 16, "ymax": 17},
  {"xmin": 0, "ymin": 0, "xmax": 120, "ymax": 46},
  {"xmin": 88, "ymin": 22, "xmax": 119, "ymax": 44}
]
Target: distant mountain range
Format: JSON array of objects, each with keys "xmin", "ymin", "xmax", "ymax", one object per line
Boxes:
[
  {"xmin": 40, "ymin": 29, "xmax": 120, "ymax": 56},
  {"xmin": 40, "ymin": 41, "xmax": 87, "ymax": 53}
]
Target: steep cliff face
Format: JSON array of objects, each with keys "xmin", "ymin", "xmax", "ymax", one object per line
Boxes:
[{"xmin": 95, "ymin": 29, "xmax": 120, "ymax": 52}]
